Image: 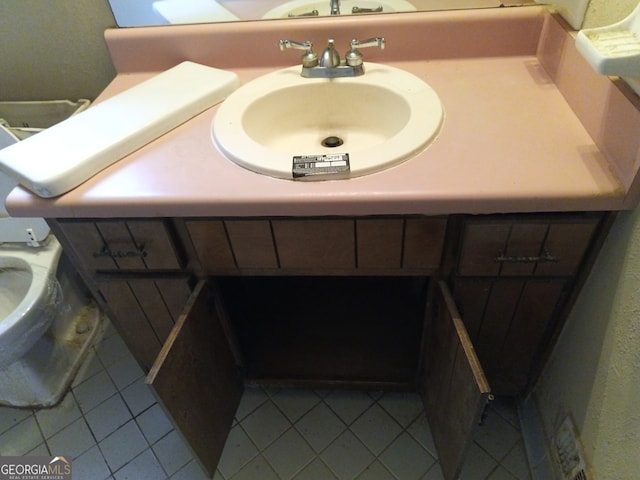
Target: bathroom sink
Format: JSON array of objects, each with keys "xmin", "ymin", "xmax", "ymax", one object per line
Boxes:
[
  {"xmin": 212, "ymin": 63, "xmax": 443, "ymax": 180},
  {"xmin": 262, "ymin": 0, "xmax": 415, "ymax": 18}
]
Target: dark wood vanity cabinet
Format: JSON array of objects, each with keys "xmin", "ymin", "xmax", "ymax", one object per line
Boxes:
[
  {"xmin": 450, "ymin": 213, "xmax": 606, "ymax": 395},
  {"xmin": 49, "ymin": 212, "xmax": 612, "ymax": 479}
]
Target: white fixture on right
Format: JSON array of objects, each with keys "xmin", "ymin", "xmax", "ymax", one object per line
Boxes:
[{"xmin": 576, "ymin": 2, "xmax": 640, "ymax": 96}]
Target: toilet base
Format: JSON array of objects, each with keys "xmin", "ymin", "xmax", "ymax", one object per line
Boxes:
[{"xmin": 0, "ymin": 257, "xmax": 104, "ymax": 408}]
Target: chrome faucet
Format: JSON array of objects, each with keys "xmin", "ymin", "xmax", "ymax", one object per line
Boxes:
[
  {"xmin": 279, "ymin": 37, "xmax": 385, "ymax": 78},
  {"xmin": 330, "ymin": 0, "xmax": 340, "ymax": 15}
]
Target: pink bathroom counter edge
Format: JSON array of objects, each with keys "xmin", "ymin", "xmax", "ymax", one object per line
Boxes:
[{"xmin": 7, "ymin": 7, "xmax": 640, "ymax": 218}]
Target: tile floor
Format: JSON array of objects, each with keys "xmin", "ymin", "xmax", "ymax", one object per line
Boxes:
[{"xmin": 0, "ymin": 321, "xmax": 532, "ymax": 480}]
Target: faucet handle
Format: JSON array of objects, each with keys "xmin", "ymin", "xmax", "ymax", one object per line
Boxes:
[
  {"xmin": 350, "ymin": 37, "xmax": 386, "ymax": 50},
  {"xmin": 345, "ymin": 37, "xmax": 385, "ymax": 66},
  {"xmin": 279, "ymin": 40, "xmax": 319, "ymax": 67}
]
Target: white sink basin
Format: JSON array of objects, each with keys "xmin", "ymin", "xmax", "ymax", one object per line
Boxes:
[
  {"xmin": 262, "ymin": 0, "xmax": 416, "ymax": 18},
  {"xmin": 212, "ymin": 63, "xmax": 443, "ymax": 180}
]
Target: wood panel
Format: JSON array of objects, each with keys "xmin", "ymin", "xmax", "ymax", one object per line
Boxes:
[
  {"xmin": 356, "ymin": 219, "xmax": 403, "ymax": 269},
  {"xmin": 225, "ymin": 220, "xmax": 278, "ymax": 269},
  {"xmin": 96, "ymin": 221, "xmax": 147, "ymax": 270},
  {"xmin": 453, "ymin": 278, "xmax": 566, "ymax": 395},
  {"xmin": 147, "ymin": 281, "xmax": 243, "ymax": 476},
  {"xmin": 422, "ymin": 281, "xmax": 491, "ymax": 480},
  {"xmin": 98, "ymin": 280, "xmax": 162, "ymax": 370},
  {"xmin": 500, "ymin": 223, "xmax": 547, "ymax": 276},
  {"xmin": 457, "ymin": 223, "xmax": 510, "ymax": 276},
  {"xmin": 272, "ymin": 219, "xmax": 355, "ymax": 270},
  {"xmin": 499, "ymin": 280, "xmax": 565, "ymax": 391},
  {"xmin": 55, "ymin": 221, "xmax": 117, "ymax": 273},
  {"xmin": 403, "ymin": 218, "xmax": 448, "ymax": 269},
  {"xmin": 535, "ymin": 221, "xmax": 598, "ymax": 276},
  {"xmin": 126, "ymin": 220, "xmax": 182, "ymax": 270},
  {"xmin": 186, "ymin": 220, "xmax": 236, "ymax": 271},
  {"xmin": 128, "ymin": 279, "xmax": 178, "ymax": 344}
]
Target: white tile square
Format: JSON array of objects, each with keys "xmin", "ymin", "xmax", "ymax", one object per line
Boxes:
[
  {"xmin": 35, "ymin": 393, "xmax": 82, "ymax": 439},
  {"xmin": 27, "ymin": 443, "xmax": 51, "ymax": 456},
  {"xmin": 324, "ymin": 390, "xmax": 374, "ymax": 425},
  {"xmin": 135, "ymin": 403, "xmax": 173, "ymax": 445},
  {"xmin": 241, "ymin": 400, "xmax": 291, "ymax": 449},
  {"xmin": 377, "ymin": 391, "xmax": 425, "ymax": 428},
  {"xmin": 321, "ymin": 430, "xmax": 375, "ymax": 480},
  {"xmin": 351, "ymin": 403, "xmax": 402, "ymax": 455},
  {"xmin": 356, "ymin": 460, "xmax": 396, "ymax": 480},
  {"xmin": 424, "ymin": 463, "xmax": 446, "ymax": 480},
  {"xmin": 217, "ymin": 424, "xmax": 259, "ymax": 479},
  {"xmin": 270, "ymin": 388, "xmax": 321, "ymax": 422},
  {"xmin": 0, "ymin": 416, "xmax": 44, "ymax": 456},
  {"xmin": 95, "ymin": 332, "xmax": 131, "ymax": 367},
  {"xmin": 72, "ymin": 348, "xmax": 105, "ymax": 388},
  {"xmin": 487, "ymin": 466, "xmax": 518, "ymax": 480},
  {"xmin": 0, "ymin": 406, "xmax": 31, "ymax": 435},
  {"xmin": 295, "ymin": 402, "xmax": 346, "ymax": 452},
  {"xmin": 235, "ymin": 387, "xmax": 269, "ymax": 422},
  {"xmin": 263, "ymin": 427, "xmax": 315, "ymax": 478},
  {"xmin": 85, "ymin": 394, "xmax": 133, "ymax": 441},
  {"xmin": 120, "ymin": 377, "xmax": 156, "ymax": 416},
  {"xmin": 48, "ymin": 417, "xmax": 95, "ymax": 459},
  {"xmin": 379, "ymin": 431, "xmax": 435, "ymax": 479},
  {"xmin": 501, "ymin": 440, "xmax": 532, "ymax": 480},
  {"xmin": 73, "ymin": 445, "xmax": 112, "ymax": 480},
  {"xmin": 99, "ymin": 419, "xmax": 148, "ymax": 472},
  {"xmin": 292, "ymin": 458, "xmax": 338, "ymax": 480},
  {"xmin": 232, "ymin": 454, "xmax": 279, "ymax": 480},
  {"xmin": 106, "ymin": 352, "xmax": 144, "ymax": 391},
  {"xmin": 459, "ymin": 442, "xmax": 499, "ymax": 480},
  {"xmin": 407, "ymin": 412, "xmax": 438, "ymax": 458},
  {"xmin": 474, "ymin": 410, "xmax": 521, "ymax": 461},
  {"xmin": 172, "ymin": 460, "xmax": 210, "ymax": 480},
  {"xmin": 114, "ymin": 448, "xmax": 166, "ymax": 480},
  {"xmin": 152, "ymin": 430, "xmax": 194, "ymax": 476},
  {"xmin": 73, "ymin": 370, "xmax": 118, "ymax": 414}
]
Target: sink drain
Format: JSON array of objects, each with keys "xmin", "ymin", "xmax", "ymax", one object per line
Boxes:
[{"xmin": 321, "ymin": 136, "xmax": 344, "ymax": 148}]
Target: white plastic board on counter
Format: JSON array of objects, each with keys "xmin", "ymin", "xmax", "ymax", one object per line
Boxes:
[{"xmin": 0, "ymin": 61, "xmax": 240, "ymax": 198}]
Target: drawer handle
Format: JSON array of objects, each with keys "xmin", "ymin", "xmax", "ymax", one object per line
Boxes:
[
  {"xmin": 93, "ymin": 245, "xmax": 148, "ymax": 259},
  {"xmin": 495, "ymin": 250, "xmax": 558, "ymax": 264}
]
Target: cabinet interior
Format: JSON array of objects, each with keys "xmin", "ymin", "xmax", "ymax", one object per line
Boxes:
[{"xmin": 218, "ymin": 275, "xmax": 429, "ymax": 389}]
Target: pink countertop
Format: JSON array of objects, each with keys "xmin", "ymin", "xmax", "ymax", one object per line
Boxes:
[{"xmin": 7, "ymin": 7, "xmax": 640, "ymax": 218}]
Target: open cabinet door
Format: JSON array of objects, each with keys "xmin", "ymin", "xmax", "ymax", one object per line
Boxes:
[
  {"xmin": 421, "ymin": 281, "xmax": 492, "ymax": 480},
  {"xmin": 147, "ymin": 280, "xmax": 243, "ymax": 477}
]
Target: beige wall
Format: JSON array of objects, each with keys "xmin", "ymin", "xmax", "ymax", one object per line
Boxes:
[
  {"xmin": 0, "ymin": 0, "xmax": 116, "ymax": 101},
  {"xmin": 534, "ymin": 3, "xmax": 640, "ymax": 479}
]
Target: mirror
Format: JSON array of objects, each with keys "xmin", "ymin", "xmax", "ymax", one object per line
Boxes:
[{"xmin": 108, "ymin": 0, "xmax": 537, "ymax": 27}]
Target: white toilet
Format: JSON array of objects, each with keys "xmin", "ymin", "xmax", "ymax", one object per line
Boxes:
[{"xmin": 0, "ymin": 124, "xmax": 103, "ymax": 407}]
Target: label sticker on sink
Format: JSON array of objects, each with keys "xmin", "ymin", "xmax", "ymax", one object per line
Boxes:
[{"xmin": 292, "ymin": 154, "xmax": 350, "ymax": 179}]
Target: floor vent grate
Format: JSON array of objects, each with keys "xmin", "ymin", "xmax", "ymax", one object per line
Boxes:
[{"xmin": 554, "ymin": 416, "xmax": 588, "ymax": 480}]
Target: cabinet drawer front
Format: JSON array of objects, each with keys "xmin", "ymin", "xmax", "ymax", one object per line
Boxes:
[
  {"xmin": 403, "ymin": 218, "xmax": 448, "ymax": 270},
  {"xmin": 58, "ymin": 219, "xmax": 182, "ymax": 273},
  {"xmin": 458, "ymin": 215, "xmax": 601, "ymax": 277},
  {"xmin": 273, "ymin": 219, "xmax": 355, "ymax": 270}
]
